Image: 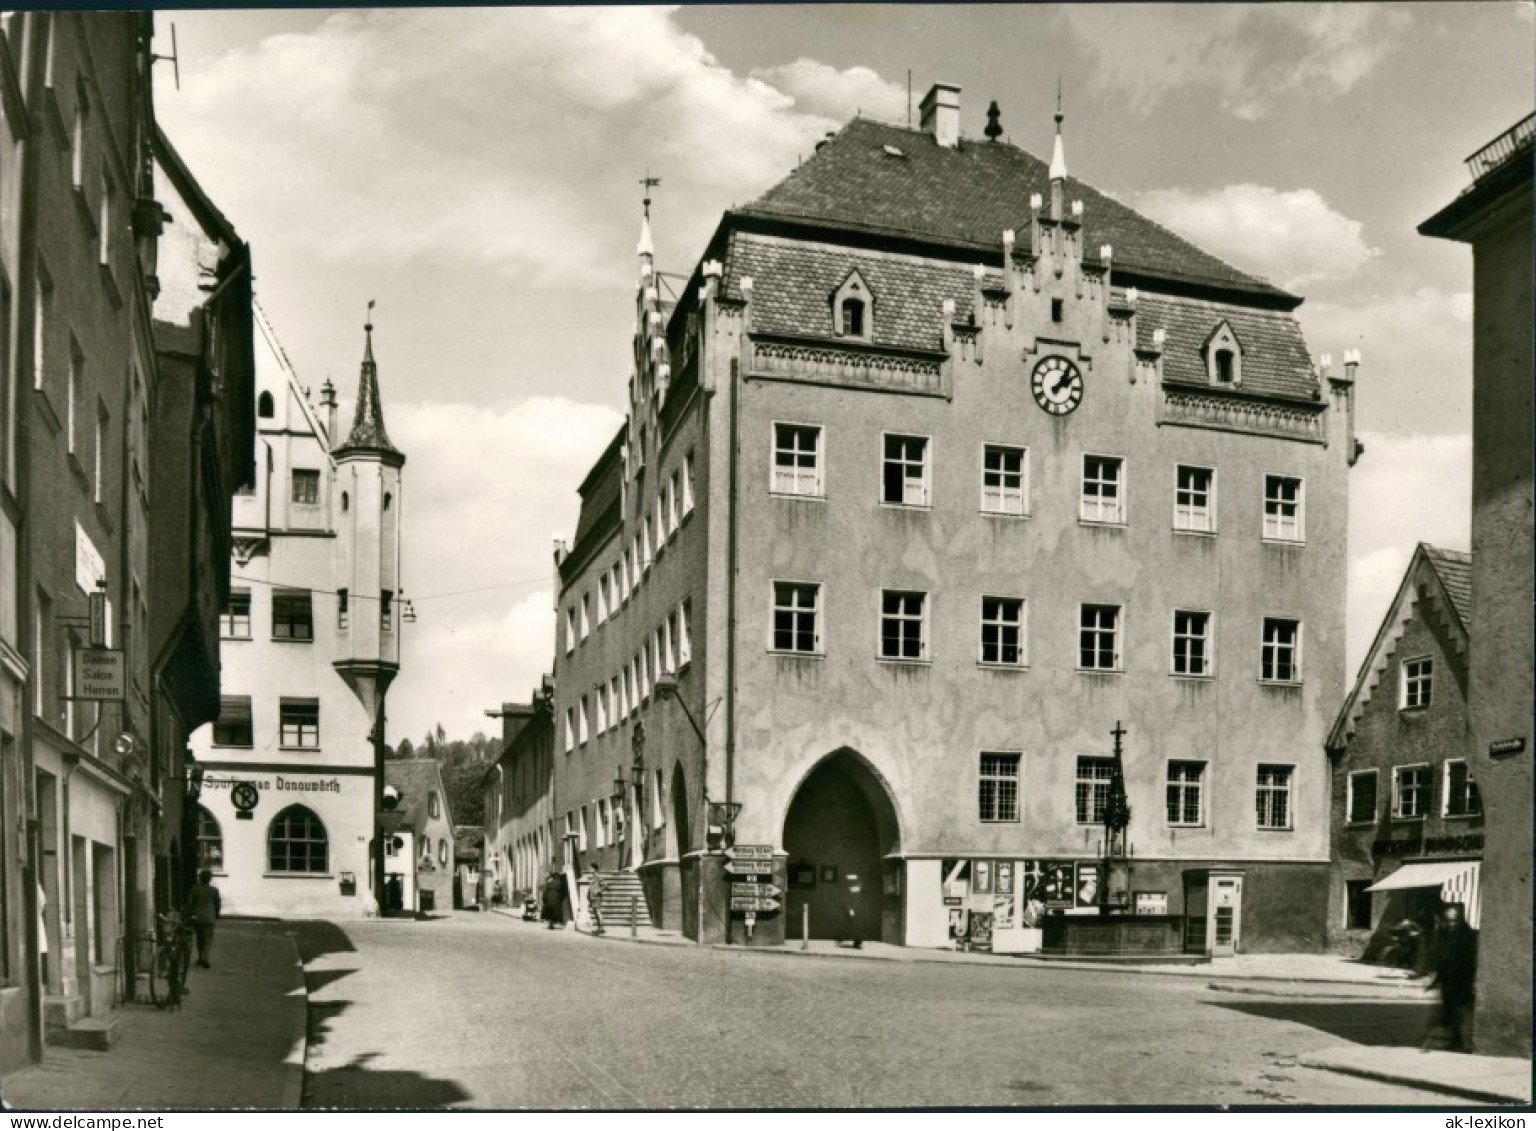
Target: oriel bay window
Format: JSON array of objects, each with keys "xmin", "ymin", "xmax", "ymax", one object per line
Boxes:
[
  {"xmin": 882, "ymin": 434, "xmax": 930, "ymax": 507},
  {"xmin": 772, "ymin": 423, "xmax": 823, "ymax": 497},
  {"xmin": 272, "ymin": 589, "xmax": 314, "ymax": 641},
  {"xmin": 772, "ymin": 581, "xmax": 821, "ymax": 654},
  {"xmin": 879, "ymin": 590, "xmax": 927, "ymax": 660},
  {"xmin": 978, "ymin": 753, "xmax": 1020, "ymax": 822},
  {"xmin": 280, "ymin": 698, "xmax": 320, "ymax": 749}
]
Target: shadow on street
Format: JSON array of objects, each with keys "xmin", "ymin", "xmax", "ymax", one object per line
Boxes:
[
  {"xmin": 304, "ymin": 1053, "xmax": 473, "ymax": 1109},
  {"xmin": 1212, "ymin": 998, "xmax": 1436, "ymax": 1047}
]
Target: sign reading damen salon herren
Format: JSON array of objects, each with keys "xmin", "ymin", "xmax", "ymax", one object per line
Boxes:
[{"xmin": 71, "ymin": 649, "xmax": 125, "ymax": 700}]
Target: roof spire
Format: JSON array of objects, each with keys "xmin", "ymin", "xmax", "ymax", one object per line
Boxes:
[
  {"xmin": 335, "ymin": 298, "xmax": 402, "ymax": 463},
  {"xmin": 1049, "ymin": 78, "xmax": 1067, "ymax": 181},
  {"xmin": 984, "ymin": 100, "xmax": 1003, "ymax": 142}
]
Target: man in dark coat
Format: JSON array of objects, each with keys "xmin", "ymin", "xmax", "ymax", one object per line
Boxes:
[
  {"xmin": 1424, "ymin": 902, "xmax": 1478, "ymax": 1052},
  {"xmin": 540, "ymin": 871, "xmax": 564, "ymax": 929}
]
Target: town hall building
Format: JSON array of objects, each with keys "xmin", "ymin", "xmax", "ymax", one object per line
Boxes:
[{"xmin": 551, "ymin": 86, "xmax": 1360, "ymax": 950}]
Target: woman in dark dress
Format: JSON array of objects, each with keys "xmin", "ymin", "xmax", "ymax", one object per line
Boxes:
[{"xmin": 540, "ymin": 871, "xmax": 564, "ymax": 929}]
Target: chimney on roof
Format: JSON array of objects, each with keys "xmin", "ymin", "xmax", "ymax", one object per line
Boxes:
[{"xmin": 919, "ymin": 83, "xmax": 961, "ymax": 148}]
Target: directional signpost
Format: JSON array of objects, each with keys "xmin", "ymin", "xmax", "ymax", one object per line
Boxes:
[{"xmin": 725, "ymin": 846, "xmax": 781, "ymax": 922}]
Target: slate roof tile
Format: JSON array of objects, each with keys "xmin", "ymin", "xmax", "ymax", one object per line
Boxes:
[
  {"xmin": 1423, "ymin": 544, "xmax": 1473, "ymax": 629},
  {"xmin": 1135, "ymin": 294, "xmax": 1320, "ymax": 402}
]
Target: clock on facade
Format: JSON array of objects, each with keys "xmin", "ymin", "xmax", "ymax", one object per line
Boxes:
[{"xmin": 1031, "ymin": 355, "xmax": 1083, "ymax": 416}]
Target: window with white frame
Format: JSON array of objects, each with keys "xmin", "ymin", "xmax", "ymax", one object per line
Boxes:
[
  {"xmin": 577, "ymin": 805, "xmax": 589, "ymax": 851},
  {"xmin": 981, "ymin": 444, "xmax": 1027, "ymax": 515},
  {"xmin": 640, "ymin": 520, "xmax": 652, "ymax": 572},
  {"xmin": 1166, "ymin": 761, "xmax": 1205, "ymax": 826},
  {"xmin": 772, "ymin": 581, "xmax": 821, "ymax": 654},
  {"xmin": 980, "ymin": 597, "xmax": 1025, "ymax": 665},
  {"xmin": 221, "ymin": 589, "xmax": 252, "ymax": 639},
  {"xmin": 1347, "ymin": 770, "xmax": 1377, "ymax": 824},
  {"xmin": 653, "ymin": 768, "xmax": 666, "ymax": 828},
  {"xmin": 595, "ymin": 799, "xmax": 609, "ymax": 848},
  {"xmin": 597, "ymin": 573, "xmax": 610, "ymax": 624},
  {"xmin": 1081, "ymin": 455, "xmax": 1125, "ymax": 524},
  {"xmin": 631, "ymin": 538, "xmax": 642, "ymax": 590},
  {"xmin": 978, "ymin": 753, "xmax": 1020, "ymax": 822},
  {"xmin": 1174, "ymin": 465, "xmax": 1214, "ymax": 532},
  {"xmin": 1079, "ymin": 604, "xmax": 1121, "ymax": 671},
  {"xmin": 1442, "ymin": 759, "xmax": 1482, "ymax": 817},
  {"xmin": 1172, "ymin": 610, "xmax": 1212, "ymax": 677},
  {"xmin": 662, "ymin": 612, "xmax": 676, "ymax": 672},
  {"xmin": 1261, "ymin": 618, "xmax": 1301, "ymax": 682},
  {"xmin": 610, "ymin": 675, "xmax": 623, "ymax": 722},
  {"xmin": 682, "ymin": 451, "xmax": 695, "ymax": 514},
  {"xmin": 580, "ymin": 594, "xmax": 591, "ymax": 640},
  {"xmin": 1401, "ymin": 657, "xmax": 1432, "ymax": 709},
  {"xmin": 882, "ymin": 434, "xmax": 930, "ymax": 506},
  {"xmin": 578, "ymin": 695, "xmax": 590, "ymax": 745},
  {"xmin": 33, "ymin": 266, "xmax": 51, "ymax": 390},
  {"xmin": 678, "ymin": 600, "xmax": 692, "ymax": 666},
  {"xmin": 653, "ymin": 506, "xmax": 665, "ymax": 559},
  {"xmin": 596, "ymin": 685, "xmax": 609, "ymax": 734},
  {"xmin": 650, "ymin": 628, "xmax": 662, "ymax": 684},
  {"xmin": 620, "ymin": 663, "xmax": 633, "ymax": 719},
  {"xmin": 1075, "ymin": 757, "xmax": 1114, "ymax": 824},
  {"xmin": 619, "ymin": 552, "xmax": 631, "ymax": 601},
  {"xmin": 279, "ymin": 698, "xmax": 320, "ymax": 749},
  {"xmin": 667, "ymin": 472, "xmax": 680, "ymax": 535},
  {"xmin": 772, "ymin": 423, "xmax": 824, "ymax": 497},
  {"xmin": 1393, "ymin": 764, "xmax": 1431, "ymax": 819},
  {"xmin": 880, "ymin": 590, "xmax": 927, "ymax": 660},
  {"xmin": 638, "ymin": 648, "xmax": 650, "ymax": 700},
  {"xmin": 564, "ymin": 707, "xmax": 575, "ymax": 753},
  {"xmin": 564, "ymin": 607, "xmax": 576, "ymax": 654},
  {"xmin": 1263, "ymin": 475, "xmax": 1304, "ymax": 542},
  {"xmin": 1256, "ymin": 764, "xmax": 1294, "ymax": 829}
]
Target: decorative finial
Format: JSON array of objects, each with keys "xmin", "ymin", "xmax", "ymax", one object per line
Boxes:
[
  {"xmin": 1055, "ymin": 76, "xmax": 1063, "ymax": 130},
  {"xmin": 639, "ymin": 170, "xmax": 661, "ymax": 221},
  {"xmin": 365, "ymin": 298, "xmax": 375, "ymax": 333},
  {"xmin": 985, "ymin": 100, "xmax": 1003, "ymax": 141}
]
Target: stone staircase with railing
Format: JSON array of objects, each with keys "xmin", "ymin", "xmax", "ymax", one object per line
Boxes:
[{"xmin": 588, "ymin": 870, "xmax": 652, "ymax": 931}]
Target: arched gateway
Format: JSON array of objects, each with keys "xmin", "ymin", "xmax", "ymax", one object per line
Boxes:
[{"xmin": 782, "ymin": 749, "xmax": 901, "ymax": 943}]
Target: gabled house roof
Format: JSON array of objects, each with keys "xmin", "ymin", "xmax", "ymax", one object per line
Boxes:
[
  {"xmin": 385, "ymin": 758, "xmax": 453, "ymax": 833},
  {"xmin": 733, "ymin": 117, "xmax": 1297, "ymax": 308},
  {"xmin": 1327, "ymin": 543, "xmax": 1472, "ymax": 751}
]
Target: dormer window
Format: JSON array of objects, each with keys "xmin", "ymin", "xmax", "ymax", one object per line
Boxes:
[
  {"xmin": 832, "ymin": 270, "xmax": 874, "ymax": 343},
  {"xmin": 1204, "ymin": 322, "xmax": 1243, "ymax": 386}
]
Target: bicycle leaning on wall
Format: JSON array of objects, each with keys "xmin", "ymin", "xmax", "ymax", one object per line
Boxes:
[{"xmin": 148, "ymin": 911, "xmax": 193, "ymax": 1011}]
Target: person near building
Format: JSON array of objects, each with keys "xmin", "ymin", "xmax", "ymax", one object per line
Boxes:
[
  {"xmin": 541, "ymin": 870, "xmax": 564, "ymax": 929},
  {"xmin": 585, "ymin": 862, "xmax": 606, "ymax": 935},
  {"xmin": 185, "ymin": 870, "xmax": 222, "ymax": 969},
  {"xmin": 1424, "ymin": 902, "xmax": 1479, "ymax": 1052}
]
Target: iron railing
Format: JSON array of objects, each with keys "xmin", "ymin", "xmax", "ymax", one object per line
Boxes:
[{"xmin": 1465, "ymin": 112, "xmax": 1535, "ymax": 183}]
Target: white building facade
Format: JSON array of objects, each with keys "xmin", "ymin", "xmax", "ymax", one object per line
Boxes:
[{"xmin": 189, "ymin": 313, "xmax": 405, "ymax": 918}]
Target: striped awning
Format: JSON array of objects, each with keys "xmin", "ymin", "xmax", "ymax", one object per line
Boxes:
[{"xmin": 1368, "ymin": 860, "xmax": 1481, "ymax": 928}]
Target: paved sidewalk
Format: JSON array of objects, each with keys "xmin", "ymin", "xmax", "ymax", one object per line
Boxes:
[
  {"xmin": 1, "ymin": 919, "xmax": 306, "ymax": 1111},
  {"xmin": 1300, "ymin": 1046, "xmax": 1532, "ymax": 1106}
]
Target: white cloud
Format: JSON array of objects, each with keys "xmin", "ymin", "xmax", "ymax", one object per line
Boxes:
[
  {"xmin": 376, "ymin": 396, "xmax": 623, "ymax": 741},
  {"xmin": 1060, "ymin": 5, "xmax": 1410, "ymax": 120},
  {"xmin": 1132, "ymin": 184, "xmax": 1378, "ymax": 288},
  {"xmin": 1299, "ymin": 287, "xmax": 1472, "ymax": 434},
  {"xmin": 1346, "ymin": 430, "xmax": 1471, "ymax": 677},
  {"xmin": 158, "ymin": 9, "xmax": 881, "ymax": 288},
  {"xmin": 751, "ymin": 58, "xmax": 906, "ymax": 123}
]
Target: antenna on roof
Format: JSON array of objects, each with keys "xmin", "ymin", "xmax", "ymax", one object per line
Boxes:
[{"xmin": 150, "ymin": 22, "xmax": 180, "ymax": 91}]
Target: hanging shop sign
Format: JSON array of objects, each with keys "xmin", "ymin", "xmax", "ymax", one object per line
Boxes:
[{"xmin": 71, "ymin": 649, "xmax": 124, "ymax": 700}]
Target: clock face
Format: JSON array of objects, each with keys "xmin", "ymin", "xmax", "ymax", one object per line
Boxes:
[{"xmin": 1031, "ymin": 356, "xmax": 1083, "ymax": 416}]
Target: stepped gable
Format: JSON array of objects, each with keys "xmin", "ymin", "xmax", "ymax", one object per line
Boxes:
[
  {"xmin": 1423, "ymin": 544, "xmax": 1472, "ymax": 628},
  {"xmin": 738, "ymin": 117, "xmax": 1294, "ymax": 306},
  {"xmin": 720, "ymin": 233, "xmax": 977, "ymax": 354},
  {"xmin": 1135, "ymin": 293, "xmax": 1320, "ymax": 402}
]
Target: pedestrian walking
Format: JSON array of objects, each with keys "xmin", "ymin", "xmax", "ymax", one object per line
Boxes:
[
  {"xmin": 541, "ymin": 870, "xmax": 564, "ymax": 929},
  {"xmin": 585, "ymin": 863, "xmax": 606, "ymax": 935},
  {"xmin": 1423, "ymin": 902, "xmax": 1478, "ymax": 1052},
  {"xmin": 185, "ymin": 869, "xmax": 222, "ymax": 969}
]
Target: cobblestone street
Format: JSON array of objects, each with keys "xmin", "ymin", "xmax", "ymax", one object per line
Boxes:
[{"xmin": 295, "ymin": 912, "xmax": 1468, "ymax": 1109}]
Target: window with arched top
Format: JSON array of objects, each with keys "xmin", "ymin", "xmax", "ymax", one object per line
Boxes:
[
  {"xmin": 267, "ymin": 805, "xmax": 329, "ymax": 873},
  {"xmin": 195, "ymin": 805, "xmax": 223, "ymax": 870},
  {"xmin": 257, "ymin": 391, "xmax": 274, "ymax": 418},
  {"xmin": 438, "ymin": 839, "xmax": 449, "ymax": 866},
  {"xmin": 831, "ymin": 270, "xmax": 874, "ymax": 343},
  {"xmin": 1203, "ymin": 322, "xmax": 1243, "ymax": 386}
]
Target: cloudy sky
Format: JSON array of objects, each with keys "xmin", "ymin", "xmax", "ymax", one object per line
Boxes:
[{"xmin": 153, "ymin": 4, "xmax": 1532, "ymax": 746}]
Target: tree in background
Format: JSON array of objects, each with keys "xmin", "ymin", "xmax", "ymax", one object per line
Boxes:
[{"xmin": 386, "ymin": 725, "xmax": 496, "ymax": 826}]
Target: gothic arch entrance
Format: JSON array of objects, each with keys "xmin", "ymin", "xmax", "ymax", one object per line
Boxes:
[
  {"xmin": 782, "ymin": 749, "xmax": 900, "ymax": 943},
  {"xmin": 669, "ymin": 765, "xmax": 690, "ymax": 859}
]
